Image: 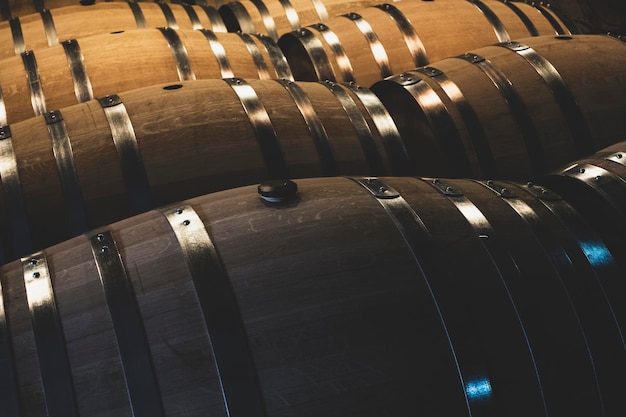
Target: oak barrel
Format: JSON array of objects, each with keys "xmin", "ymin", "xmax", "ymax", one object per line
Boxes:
[
  {"xmin": 218, "ymin": 0, "xmax": 400, "ymax": 41},
  {"xmin": 0, "ymin": 27, "xmax": 292, "ymax": 125},
  {"xmin": 0, "ymin": 0, "xmax": 233, "ymax": 21},
  {"xmin": 368, "ymin": 34, "xmax": 626, "ymax": 180},
  {"xmin": 0, "ymin": 2, "xmax": 227, "ymax": 60},
  {"xmin": 539, "ymin": 141, "xmax": 626, "ymax": 270},
  {"xmin": 0, "ymin": 175, "xmax": 624, "ymax": 416},
  {"xmin": 0, "ymin": 78, "xmax": 409, "ymax": 261},
  {"xmin": 278, "ymin": 0, "xmax": 573, "ymax": 86}
]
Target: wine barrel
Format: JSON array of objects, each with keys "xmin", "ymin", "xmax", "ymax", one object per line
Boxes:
[
  {"xmin": 277, "ymin": 0, "xmax": 574, "ymax": 86},
  {"xmin": 1, "ymin": 175, "xmax": 624, "ymax": 416},
  {"xmin": 0, "ymin": 0, "xmax": 234, "ymax": 21},
  {"xmin": 218, "ymin": 0, "xmax": 400, "ymax": 41},
  {"xmin": 0, "ymin": 27, "xmax": 292, "ymax": 125},
  {"xmin": 0, "ymin": 78, "xmax": 409, "ymax": 261},
  {"xmin": 538, "ymin": 141, "xmax": 626, "ymax": 270},
  {"xmin": 0, "ymin": 2, "xmax": 227, "ymax": 60},
  {"xmin": 368, "ymin": 34, "xmax": 626, "ymax": 181}
]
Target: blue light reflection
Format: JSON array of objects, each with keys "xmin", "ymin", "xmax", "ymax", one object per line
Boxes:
[
  {"xmin": 465, "ymin": 378, "xmax": 492, "ymax": 401},
  {"xmin": 580, "ymin": 241, "xmax": 613, "ymax": 267}
]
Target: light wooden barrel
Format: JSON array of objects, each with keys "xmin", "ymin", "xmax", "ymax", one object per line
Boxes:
[
  {"xmin": 278, "ymin": 0, "xmax": 574, "ymax": 86},
  {"xmin": 368, "ymin": 35, "xmax": 626, "ymax": 181},
  {"xmin": 539, "ymin": 141, "xmax": 626, "ymax": 270},
  {"xmin": 218, "ymin": 0, "xmax": 400, "ymax": 41},
  {"xmin": 0, "ymin": 0, "xmax": 235, "ymax": 21},
  {"xmin": 0, "ymin": 78, "xmax": 409, "ymax": 261},
  {"xmin": 0, "ymin": 175, "xmax": 624, "ymax": 416},
  {"xmin": 0, "ymin": 27, "xmax": 292, "ymax": 125},
  {"xmin": 0, "ymin": 2, "xmax": 227, "ymax": 60}
]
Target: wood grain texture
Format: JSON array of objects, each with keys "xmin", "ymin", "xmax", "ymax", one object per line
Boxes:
[
  {"xmin": 279, "ymin": 0, "xmax": 572, "ymax": 87},
  {"xmin": 218, "ymin": 0, "xmax": 400, "ymax": 40},
  {"xmin": 0, "ymin": 2, "xmax": 226, "ymax": 60},
  {"xmin": 1, "ymin": 78, "xmax": 404, "ymax": 259},
  {"xmin": 370, "ymin": 35, "xmax": 626, "ymax": 181},
  {"xmin": 0, "ymin": 28, "xmax": 289, "ymax": 125},
  {"xmin": 0, "ymin": 175, "xmax": 623, "ymax": 415},
  {"xmin": 0, "ymin": 0, "xmax": 237, "ymax": 21}
]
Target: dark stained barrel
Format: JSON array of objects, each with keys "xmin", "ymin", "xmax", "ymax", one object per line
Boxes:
[
  {"xmin": 0, "ymin": 27, "xmax": 292, "ymax": 125},
  {"xmin": 278, "ymin": 0, "xmax": 574, "ymax": 86},
  {"xmin": 369, "ymin": 34, "xmax": 626, "ymax": 180},
  {"xmin": 0, "ymin": 2, "xmax": 226, "ymax": 60},
  {"xmin": 538, "ymin": 141, "xmax": 626, "ymax": 270},
  {"xmin": 0, "ymin": 175, "xmax": 624, "ymax": 416},
  {"xmin": 548, "ymin": 0, "xmax": 626, "ymax": 34},
  {"xmin": 0, "ymin": 78, "xmax": 409, "ymax": 261}
]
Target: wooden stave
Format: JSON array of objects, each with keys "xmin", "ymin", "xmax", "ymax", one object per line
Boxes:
[
  {"xmin": 368, "ymin": 34, "xmax": 626, "ymax": 181},
  {"xmin": 0, "ymin": 0, "xmax": 237, "ymax": 21},
  {"xmin": 0, "ymin": 78, "xmax": 408, "ymax": 261},
  {"xmin": 0, "ymin": 2, "xmax": 227, "ymax": 60},
  {"xmin": 0, "ymin": 175, "xmax": 623, "ymax": 415},
  {"xmin": 218, "ymin": 0, "xmax": 400, "ymax": 41},
  {"xmin": 0, "ymin": 27, "xmax": 293, "ymax": 126},
  {"xmin": 277, "ymin": 0, "xmax": 573, "ymax": 87},
  {"xmin": 538, "ymin": 141, "xmax": 626, "ymax": 271}
]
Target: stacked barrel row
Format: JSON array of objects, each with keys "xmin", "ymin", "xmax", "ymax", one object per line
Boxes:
[{"xmin": 0, "ymin": 0, "xmax": 624, "ymax": 416}]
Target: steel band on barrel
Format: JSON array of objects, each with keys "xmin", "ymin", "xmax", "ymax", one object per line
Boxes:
[
  {"xmin": 0, "ymin": 126, "xmax": 32, "ymax": 257},
  {"xmin": 22, "ymin": 252, "xmax": 79, "ymax": 417},
  {"xmin": 456, "ymin": 52, "xmax": 544, "ymax": 174},
  {"xmin": 310, "ymin": 0, "xmax": 328, "ymax": 21},
  {"xmin": 97, "ymin": 94, "xmax": 153, "ymax": 215},
  {"xmin": 499, "ymin": 1, "xmax": 538, "ymax": 36},
  {"xmin": 157, "ymin": 2, "xmax": 179, "ymax": 29},
  {"xmin": 275, "ymin": 79, "xmax": 337, "ymax": 175},
  {"xmin": 225, "ymin": 77, "xmax": 288, "ymax": 180},
  {"xmin": 0, "ymin": 276, "xmax": 20, "ymax": 416},
  {"xmin": 182, "ymin": 4, "xmax": 203, "ymax": 29},
  {"xmin": 343, "ymin": 82, "xmax": 411, "ymax": 175},
  {"xmin": 198, "ymin": 29, "xmax": 234, "ymax": 78},
  {"xmin": 342, "ymin": 12, "xmax": 392, "ymax": 79},
  {"xmin": 468, "ymin": 0, "xmax": 511, "ymax": 42},
  {"xmin": 253, "ymin": 34, "xmax": 294, "ymax": 80},
  {"xmin": 158, "ymin": 203, "xmax": 268, "ymax": 417},
  {"xmin": 88, "ymin": 230, "xmax": 165, "ymax": 417},
  {"xmin": 21, "ymin": 50, "xmax": 47, "ymax": 117},
  {"xmin": 250, "ymin": 0, "xmax": 278, "ymax": 40},
  {"xmin": 321, "ymin": 81, "xmax": 385, "ymax": 174},
  {"xmin": 157, "ymin": 27, "xmax": 196, "ymax": 81},
  {"xmin": 418, "ymin": 65, "xmax": 496, "ymax": 177},
  {"xmin": 310, "ymin": 23, "xmax": 354, "ymax": 82},
  {"xmin": 235, "ymin": 32, "xmax": 270, "ymax": 79},
  {"xmin": 389, "ymin": 72, "xmax": 473, "ymax": 177},
  {"xmin": 9, "ymin": 18, "xmax": 25, "ymax": 55},
  {"xmin": 499, "ymin": 40, "xmax": 592, "ymax": 157},
  {"xmin": 350, "ymin": 176, "xmax": 472, "ymax": 415},
  {"xmin": 44, "ymin": 110, "xmax": 87, "ymax": 235},
  {"xmin": 61, "ymin": 39, "xmax": 94, "ymax": 103},
  {"xmin": 128, "ymin": 1, "xmax": 147, "ymax": 29},
  {"xmin": 278, "ymin": 0, "xmax": 300, "ymax": 30},
  {"xmin": 375, "ymin": 3, "xmax": 428, "ymax": 67},
  {"xmin": 291, "ymin": 27, "xmax": 336, "ymax": 82},
  {"xmin": 40, "ymin": 9, "xmax": 58, "ymax": 46},
  {"xmin": 531, "ymin": 2, "xmax": 568, "ymax": 35},
  {"xmin": 199, "ymin": 5, "xmax": 227, "ymax": 32}
]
